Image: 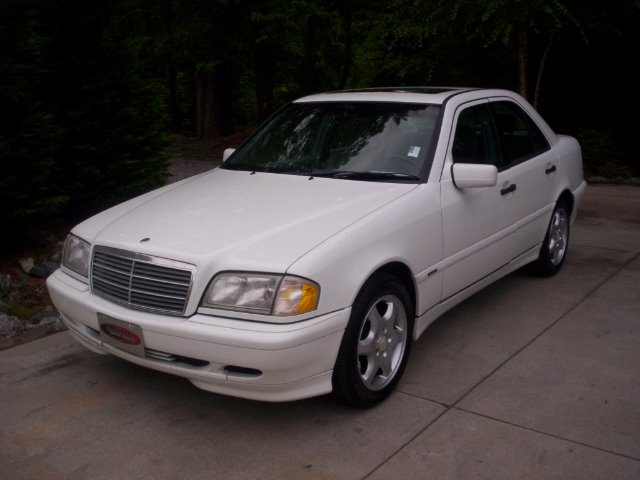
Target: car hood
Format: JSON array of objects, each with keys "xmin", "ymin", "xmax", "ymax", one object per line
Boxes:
[{"xmin": 74, "ymin": 168, "xmax": 417, "ymax": 273}]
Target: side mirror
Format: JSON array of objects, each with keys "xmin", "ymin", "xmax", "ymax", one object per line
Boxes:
[
  {"xmin": 451, "ymin": 163, "xmax": 498, "ymax": 189},
  {"xmin": 222, "ymin": 148, "xmax": 236, "ymax": 162}
]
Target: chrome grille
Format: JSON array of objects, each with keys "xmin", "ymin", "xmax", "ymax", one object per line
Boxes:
[{"xmin": 91, "ymin": 246, "xmax": 195, "ymax": 315}]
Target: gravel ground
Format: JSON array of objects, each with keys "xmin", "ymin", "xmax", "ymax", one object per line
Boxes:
[
  {"xmin": 167, "ymin": 158, "xmax": 219, "ymax": 183},
  {"xmin": 164, "ymin": 134, "xmax": 252, "ymax": 183}
]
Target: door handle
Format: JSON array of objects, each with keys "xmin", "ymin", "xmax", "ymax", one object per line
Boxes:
[
  {"xmin": 545, "ymin": 165, "xmax": 557, "ymax": 175},
  {"xmin": 500, "ymin": 184, "xmax": 516, "ymax": 196}
]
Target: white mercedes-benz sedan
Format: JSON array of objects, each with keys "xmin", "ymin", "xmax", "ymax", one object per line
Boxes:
[{"xmin": 47, "ymin": 87, "xmax": 586, "ymax": 407}]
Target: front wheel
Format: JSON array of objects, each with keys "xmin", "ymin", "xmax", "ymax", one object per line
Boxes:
[
  {"xmin": 529, "ymin": 199, "xmax": 570, "ymax": 276},
  {"xmin": 332, "ymin": 273, "xmax": 414, "ymax": 408}
]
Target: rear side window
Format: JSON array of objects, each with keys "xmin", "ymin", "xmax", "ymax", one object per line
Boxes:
[{"xmin": 489, "ymin": 101, "xmax": 550, "ymax": 167}]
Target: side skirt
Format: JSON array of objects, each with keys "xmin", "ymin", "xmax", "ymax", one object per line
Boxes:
[{"xmin": 413, "ymin": 245, "xmax": 541, "ymax": 340}]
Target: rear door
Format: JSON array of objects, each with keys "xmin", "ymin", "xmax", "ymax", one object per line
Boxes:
[{"xmin": 488, "ymin": 99, "xmax": 557, "ymax": 256}]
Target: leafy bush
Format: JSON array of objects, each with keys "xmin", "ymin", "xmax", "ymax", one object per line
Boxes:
[
  {"xmin": 0, "ymin": 0, "xmax": 67, "ymax": 235},
  {"xmin": 0, "ymin": 0, "xmax": 168, "ymax": 244},
  {"xmin": 576, "ymin": 128, "xmax": 632, "ymax": 179}
]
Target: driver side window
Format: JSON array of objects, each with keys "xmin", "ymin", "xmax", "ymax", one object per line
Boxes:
[{"xmin": 452, "ymin": 104, "xmax": 501, "ymax": 168}]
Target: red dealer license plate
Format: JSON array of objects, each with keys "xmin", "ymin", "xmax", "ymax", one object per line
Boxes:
[{"xmin": 98, "ymin": 313, "xmax": 145, "ymax": 357}]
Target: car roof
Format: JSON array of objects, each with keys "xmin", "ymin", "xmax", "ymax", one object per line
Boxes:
[{"xmin": 294, "ymin": 87, "xmax": 477, "ymax": 105}]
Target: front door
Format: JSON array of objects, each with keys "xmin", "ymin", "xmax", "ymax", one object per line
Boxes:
[{"xmin": 440, "ymin": 100, "xmax": 518, "ymax": 299}]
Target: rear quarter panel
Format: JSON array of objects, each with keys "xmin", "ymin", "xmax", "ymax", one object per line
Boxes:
[{"xmin": 553, "ymin": 134, "xmax": 586, "ymax": 221}]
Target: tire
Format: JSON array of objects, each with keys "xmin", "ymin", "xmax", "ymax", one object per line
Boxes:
[
  {"xmin": 332, "ymin": 272, "xmax": 414, "ymax": 408},
  {"xmin": 529, "ymin": 199, "xmax": 570, "ymax": 277}
]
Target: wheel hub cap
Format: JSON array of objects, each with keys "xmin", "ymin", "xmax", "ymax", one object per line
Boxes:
[
  {"xmin": 376, "ymin": 334, "xmax": 389, "ymax": 352},
  {"xmin": 357, "ymin": 294, "xmax": 408, "ymax": 391},
  {"xmin": 548, "ymin": 208, "xmax": 569, "ymax": 266}
]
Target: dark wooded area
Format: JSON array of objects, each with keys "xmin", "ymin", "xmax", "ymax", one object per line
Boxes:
[{"xmin": 1, "ymin": 0, "xmax": 638, "ymax": 241}]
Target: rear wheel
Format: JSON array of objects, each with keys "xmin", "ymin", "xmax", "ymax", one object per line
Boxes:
[
  {"xmin": 530, "ymin": 199, "xmax": 570, "ymax": 276},
  {"xmin": 332, "ymin": 273, "xmax": 413, "ymax": 408}
]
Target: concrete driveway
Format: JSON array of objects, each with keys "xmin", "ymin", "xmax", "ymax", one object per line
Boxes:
[{"xmin": 1, "ymin": 185, "xmax": 639, "ymax": 479}]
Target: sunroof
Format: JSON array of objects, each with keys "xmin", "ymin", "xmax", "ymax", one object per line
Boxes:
[{"xmin": 337, "ymin": 86, "xmax": 467, "ymax": 94}]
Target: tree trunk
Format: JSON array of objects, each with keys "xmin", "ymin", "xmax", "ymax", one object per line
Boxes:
[
  {"xmin": 516, "ymin": 21, "xmax": 529, "ymax": 100},
  {"xmin": 254, "ymin": 41, "xmax": 274, "ymax": 123},
  {"xmin": 533, "ymin": 32, "xmax": 554, "ymax": 109},
  {"xmin": 339, "ymin": 0, "xmax": 352, "ymax": 89},
  {"xmin": 195, "ymin": 70, "xmax": 218, "ymax": 139},
  {"xmin": 163, "ymin": 0, "xmax": 179, "ymax": 131},
  {"xmin": 301, "ymin": 14, "xmax": 318, "ymax": 92},
  {"xmin": 167, "ymin": 63, "xmax": 179, "ymax": 131}
]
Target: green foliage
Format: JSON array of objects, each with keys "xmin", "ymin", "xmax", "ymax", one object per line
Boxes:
[
  {"xmin": 452, "ymin": 0, "xmax": 583, "ymax": 46},
  {"xmin": 1, "ymin": 0, "xmax": 169, "ymax": 240},
  {"xmin": 1, "ymin": 0, "xmax": 638, "ymax": 244},
  {"xmin": 51, "ymin": 1, "xmax": 169, "ymax": 209},
  {"xmin": 576, "ymin": 129, "xmax": 631, "ymax": 179},
  {"xmin": 348, "ymin": 1, "xmax": 516, "ymax": 88},
  {"xmin": 3, "ymin": 299, "xmax": 30, "ymax": 320},
  {"xmin": 0, "ymin": 0, "xmax": 67, "ymax": 231}
]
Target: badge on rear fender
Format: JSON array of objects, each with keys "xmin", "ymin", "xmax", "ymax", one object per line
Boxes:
[{"xmin": 98, "ymin": 313, "xmax": 146, "ymax": 357}]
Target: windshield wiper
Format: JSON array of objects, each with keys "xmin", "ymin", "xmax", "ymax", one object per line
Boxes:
[
  {"xmin": 223, "ymin": 165, "xmax": 305, "ymax": 175},
  {"xmin": 308, "ymin": 170, "xmax": 421, "ymax": 182}
]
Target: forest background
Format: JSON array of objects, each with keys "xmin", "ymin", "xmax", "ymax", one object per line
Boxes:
[{"xmin": 1, "ymin": 0, "xmax": 638, "ymax": 246}]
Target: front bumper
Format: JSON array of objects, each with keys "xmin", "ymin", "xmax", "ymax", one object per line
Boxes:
[{"xmin": 47, "ymin": 269, "xmax": 349, "ymax": 402}]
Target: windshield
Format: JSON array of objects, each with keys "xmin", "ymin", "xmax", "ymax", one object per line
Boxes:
[{"xmin": 222, "ymin": 102, "xmax": 440, "ymax": 180}]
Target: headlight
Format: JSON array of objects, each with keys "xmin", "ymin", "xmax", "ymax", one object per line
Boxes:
[
  {"xmin": 201, "ymin": 272, "xmax": 319, "ymax": 316},
  {"xmin": 62, "ymin": 234, "xmax": 91, "ymax": 278}
]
